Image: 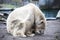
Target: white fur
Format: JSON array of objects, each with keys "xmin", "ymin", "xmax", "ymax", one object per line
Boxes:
[{"xmin": 6, "ymin": 3, "xmax": 46, "ymax": 37}]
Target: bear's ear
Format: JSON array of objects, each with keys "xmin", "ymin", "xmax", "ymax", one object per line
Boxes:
[
  {"xmin": 40, "ymin": 20, "xmax": 44, "ymax": 23},
  {"xmin": 37, "ymin": 20, "xmax": 44, "ymax": 25}
]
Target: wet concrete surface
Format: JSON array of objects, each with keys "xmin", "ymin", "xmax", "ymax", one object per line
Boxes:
[{"xmin": 0, "ymin": 19, "xmax": 60, "ymax": 40}]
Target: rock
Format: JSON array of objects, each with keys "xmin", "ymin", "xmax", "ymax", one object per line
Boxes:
[
  {"xmin": 56, "ymin": 10, "xmax": 60, "ymax": 19},
  {"xmin": 0, "ymin": 13, "xmax": 3, "ymax": 16}
]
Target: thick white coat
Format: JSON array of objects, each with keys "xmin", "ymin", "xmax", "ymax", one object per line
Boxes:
[{"xmin": 6, "ymin": 3, "xmax": 46, "ymax": 37}]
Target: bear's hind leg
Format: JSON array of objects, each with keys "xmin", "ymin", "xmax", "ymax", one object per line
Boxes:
[{"xmin": 13, "ymin": 30, "xmax": 26, "ymax": 37}]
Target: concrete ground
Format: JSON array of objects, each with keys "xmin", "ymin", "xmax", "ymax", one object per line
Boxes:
[{"xmin": 0, "ymin": 19, "xmax": 60, "ymax": 40}]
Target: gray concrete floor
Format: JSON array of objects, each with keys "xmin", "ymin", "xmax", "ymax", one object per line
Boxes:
[{"xmin": 0, "ymin": 19, "xmax": 60, "ymax": 40}]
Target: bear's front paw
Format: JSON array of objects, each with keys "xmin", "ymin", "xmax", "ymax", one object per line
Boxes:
[
  {"xmin": 35, "ymin": 31, "xmax": 41, "ymax": 34},
  {"xmin": 21, "ymin": 35, "xmax": 27, "ymax": 37},
  {"xmin": 35, "ymin": 30, "xmax": 44, "ymax": 35}
]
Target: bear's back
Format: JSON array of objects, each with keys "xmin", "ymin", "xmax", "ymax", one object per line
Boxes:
[{"xmin": 7, "ymin": 3, "xmax": 35, "ymax": 24}]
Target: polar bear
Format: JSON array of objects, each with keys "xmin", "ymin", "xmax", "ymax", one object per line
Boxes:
[{"xmin": 6, "ymin": 3, "xmax": 46, "ymax": 37}]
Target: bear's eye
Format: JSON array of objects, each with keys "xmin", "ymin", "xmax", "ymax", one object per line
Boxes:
[{"xmin": 36, "ymin": 22, "xmax": 41, "ymax": 25}]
